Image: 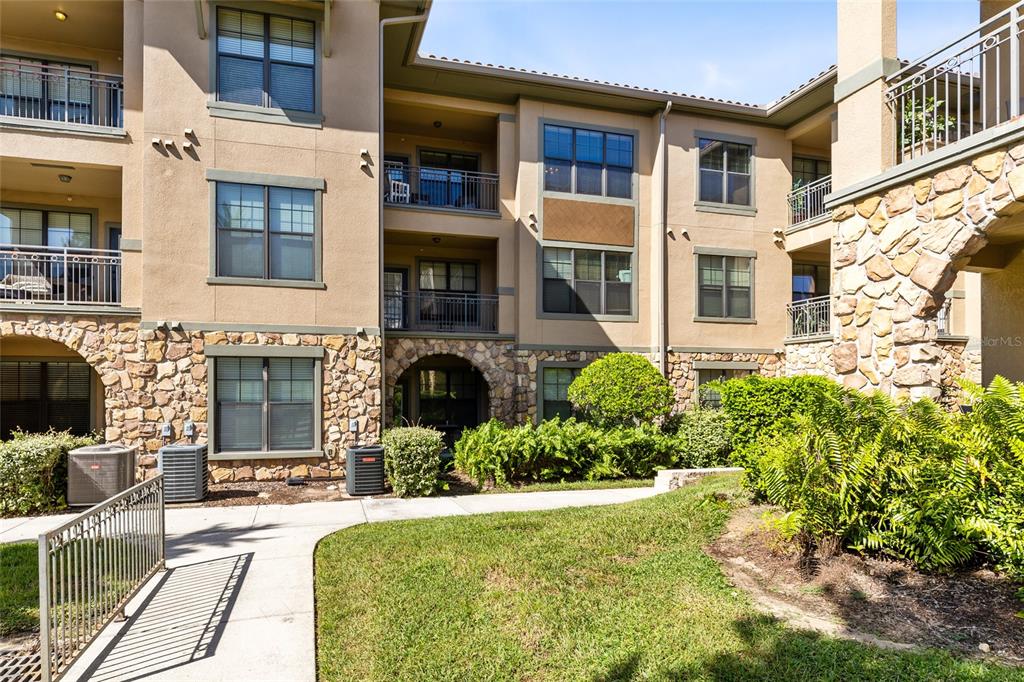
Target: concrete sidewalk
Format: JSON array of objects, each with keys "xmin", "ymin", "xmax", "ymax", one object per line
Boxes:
[{"xmin": 3, "ymin": 486, "xmax": 657, "ymax": 682}]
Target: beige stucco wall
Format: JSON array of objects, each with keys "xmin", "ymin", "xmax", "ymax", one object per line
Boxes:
[
  {"xmin": 981, "ymin": 247, "xmax": 1024, "ymax": 382},
  {"xmin": 513, "ymin": 98, "xmax": 654, "ymax": 349},
  {"xmin": 138, "ymin": 0, "xmax": 380, "ymax": 328},
  {"xmin": 664, "ymin": 113, "xmax": 793, "ymax": 350}
]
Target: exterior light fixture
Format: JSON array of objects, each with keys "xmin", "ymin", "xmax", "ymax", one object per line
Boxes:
[
  {"xmin": 58, "ymin": 174, "xmax": 72, "ymax": 183},
  {"xmin": 54, "ymin": 10, "xmax": 68, "ymax": 21}
]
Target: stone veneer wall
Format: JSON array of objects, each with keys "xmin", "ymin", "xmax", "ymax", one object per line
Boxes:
[
  {"xmin": 830, "ymin": 142, "xmax": 1024, "ymax": 400},
  {"xmin": 935, "ymin": 338, "xmax": 983, "ymax": 409},
  {"xmin": 784, "ymin": 340, "xmax": 835, "ymax": 377},
  {"xmin": 1, "ymin": 314, "xmax": 381, "ymax": 482},
  {"xmin": 666, "ymin": 351, "xmax": 783, "ymax": 409}
]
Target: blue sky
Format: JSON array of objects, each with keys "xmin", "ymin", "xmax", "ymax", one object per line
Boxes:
[{"xmin": 419, "ymin": 0, "xmax": 979, "ymax": 105}]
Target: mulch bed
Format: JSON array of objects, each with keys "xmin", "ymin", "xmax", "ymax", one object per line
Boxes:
[
  {"xmin": 708, "ymin": 505, "xmax": 1024, "ymax": 666},
  {"xmin": 193, "ymin": 479, "xmax": 356, "ymax": 507}
]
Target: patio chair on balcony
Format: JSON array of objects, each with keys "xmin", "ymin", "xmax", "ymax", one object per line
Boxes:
[
  {"xmin": 0, "ymin": 273, "xmax": 51, "ymax": 300},
  {"xmin": 389, "ymin": 179, "xmax": 411, "ymax": 204}
]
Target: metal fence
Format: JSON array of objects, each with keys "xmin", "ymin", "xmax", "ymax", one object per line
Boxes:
[
  {"xmin": 383, "ymin": 163, "xmax": 500, "ymax": 213},
  {"xmin": 0, "ymin": 244, "xmax": 122, "ymax": 305},
  {"xmin": 38, "ymin": 475, "xmax": 165, "ymax": 682},
  {"xmin": 886, "ymin": 1, "xmax": 1022, "ymax": 164},
  {"xmin": 0, "ymin": 59, "xmax": 124, "ymax": 129},
  {"xmin": 384, "ymin": 291, "xmax": 499, "ymax": 333},
  {"xmin": 787, "ymin": 175, "xmax": 832, "ymax": 227},
  {"xmin": 786, "ymin": 295, "xmax": 832, "ymax": 340}
]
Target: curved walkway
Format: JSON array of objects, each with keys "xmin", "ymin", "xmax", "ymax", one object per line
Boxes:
[{"xmin": 1, "ymin": 487, "xmax": 657, "ymax": 682}]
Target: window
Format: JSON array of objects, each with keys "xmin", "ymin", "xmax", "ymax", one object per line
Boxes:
[
  {"xmin": 542, "ymin": 247, "xmax": 632, "ymax": 316},
  {"xmin": 0, "ymin": 207, "xmax": 91, "ymax": 247},
  {"xmin": 697, "ymin": 253, "xmax": 753, "ymax": 319},
  {"xmin": 792, "ymin": 157, "xmax": 831, "ymax": 189},
  {"xmin": 543, "ymin": 124, "xmax": 633, "ymax": 199},
  {"xmin": 0, "ymin": 55, "xmax": 100, "ymax": 125},
  {"xmin": 697, "ymin": 368, "xmax": 751, "ymax": 408},
  {"xmin": 215, "ymin": 182, "xmax": 315, "ymax": 281},
  {"xmin": 419, "ymin": 261, "xmax": 478, "ymax": 293},
  {"xmin": 698, "ymin": 138, "xmax": 752, "ymax": 206},
  {"xmin": 215, "ymin": 357, "xmax": 315, "ymax": 453},
  {"xmin": 1, "ymin": 361, "xmax": 91, "ymax": 439},
  {"xmin": 792, "ymin": 263, "xmax": 830, "ymax": 302},
  {"xmin": 216, "ymin": 7, "xmax": 315, "ymax": 112},
  {"xmin": 541, "ymin": 366, "xmax": 581, "ymax": 420}
]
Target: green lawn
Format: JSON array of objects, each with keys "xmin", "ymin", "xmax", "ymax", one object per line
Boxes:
[
  {"xmin": 0, "ymin": 542, "xmax": 38, "ymax": 636},
  {"xmin": 315, "ymin": 475, "xmax": 1018, "ymax": 681},
  {"xmin": 479, "ymin": 478, "xmax": 652, "ymax": 494}
]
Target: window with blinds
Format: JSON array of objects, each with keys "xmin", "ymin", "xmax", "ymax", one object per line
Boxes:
[
  {"xmin": 541, "ymin": 366, "xmax": 582, "ymax": 420},
  {"xmin": 1, "ymin": 361, "xmax": 91, "ymax": 439},
  {"xmin": 214, "ymin": 357, "xmax": 315, "ymax": 453},
  {"xmin": 542, "ymin": 247, "xmax": 632, "ymax": 316},
  {"xmin": 215, "ymin": 182, "xmax": 315, "ymax": 281},
  {"xmin": 0, "ymin": 207, "xmax": 91, "ymax": 247},
  {"xmin": 697, "ymin": 254, "xmax": 753, "ymax": 320},
  {"xmin": 216, "ymin": 8, "xmax": 315, "ymax": 112}
]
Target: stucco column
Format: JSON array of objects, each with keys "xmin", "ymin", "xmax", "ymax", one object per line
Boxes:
[
  {"xmin": 831, "ymin": 0, "xmax": 897, "ymax": 190},
  {"xmin": 120, "ymin": 0, "xmax": 145, "ymax": 309}
]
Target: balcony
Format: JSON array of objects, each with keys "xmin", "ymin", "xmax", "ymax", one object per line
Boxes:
[
  {"xmin": 0, "ymin": 244, "xmax": 122, "ymax": 306},
  {"xmin": 787, "ymin": 175, "xmax": 832, "ymax": 227},
  {"xmin": 383, "ymin": 164, "xmax": 499, "ymax": 214},
  {"xmin": 786, "ymin": 295, "xmax": 832, "ymax": 340},
  {"xmin": 384, "ymin": 291, "xmax": 498, "ymax": 334},
  {"xmin": 0, "ymin": 59, "xmax": 124, "ymax": 132},
  {"xmin": 886, "ymin": 1, "xmax": 1022, "ymax": 164}
]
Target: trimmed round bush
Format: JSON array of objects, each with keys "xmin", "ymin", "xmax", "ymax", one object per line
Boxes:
[
  {"xmin": 567, "ymin": 353, "xmax": 674, "ymax": 428},
  {"xmin": 667, "ymin": 409, "xmax": 733, "ymax": 468},
  {"xmin": 0, "ymin": 430, "xmax": 97, "ymax": 517},
  {"xmin": 381, "ymin": 426, "xmax": 445, "ymax": 497}
]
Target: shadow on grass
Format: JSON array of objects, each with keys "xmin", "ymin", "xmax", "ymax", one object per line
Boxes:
[{"xmin": 588, "ymin": 616, "xmax": 1012, "ymax": 682}]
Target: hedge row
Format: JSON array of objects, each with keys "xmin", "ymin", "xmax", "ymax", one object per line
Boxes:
[{"xmin": 0, "ymin": 430, "xmax": 98, "ymax": 517}]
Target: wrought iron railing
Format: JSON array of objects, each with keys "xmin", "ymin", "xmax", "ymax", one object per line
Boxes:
[
  {"xmin": 384, "ymin": 290, "xmax": 498, "ymax": 333},
  {"xmin": 0, "ymin": 59, "xmax": 124, "ymax": 129},
  {"xmin": 787, "ymin": 295, "xmax": 832, "ymax": 340},
  {"xmin": 0, "ymin": 244, "xmax": 122, "ymax": 305},
  {"xmin": 886, "ymin": 1, "xmax": 1022, "ymax": 164},
  {"xmin": 787, "ymin": 175, "xmax": 832, "ymax": 226},
  {"xmin": 383, "ymin": 163, "xmax": 499, "ymax": 213},
  {"xmin": 38, "ymin": 475, "xmax": 165, "ymax": 681}
]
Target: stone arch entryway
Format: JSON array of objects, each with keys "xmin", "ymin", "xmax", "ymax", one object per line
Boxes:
[
  {"xmin": 831, "ymin": 142, "xmax": 1024, "ymax": 400},
  {"xmin": 383, "ymin": 337, "xmax": 517, "ymax": 428},
  {"xmin": 391, "ymin": 354, "xmax": 489, "ymax": 449},
  {"xmin": 1, "ymin": 315, "xmax": 140, "ymax": 440}
]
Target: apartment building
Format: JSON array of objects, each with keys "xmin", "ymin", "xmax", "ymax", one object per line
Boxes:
[{"xmin": 1, "ymin": 0, "xmax": 1021, "ymax": 482}]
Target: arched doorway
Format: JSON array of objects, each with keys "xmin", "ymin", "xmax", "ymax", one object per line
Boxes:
[
  {"xmin": 393, "ymin": 354, "xmax": 489, "ymax": 449},
  {"xmin": 0, "ymin": 335, "xmax": 103, "ymax": 438}
]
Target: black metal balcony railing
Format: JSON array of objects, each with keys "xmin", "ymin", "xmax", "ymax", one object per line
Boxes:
[
  {"xmin": 886, "ymin": 0, "xmax": 1022, "ymax": 164},
  {"xmin": 786, "ymin": 295, "xmax": 832, "ymax": 339},
  {"xmin": 383, "ymin": 163, "xmax": 499, "ymax": 213},
  {"xmin": 0, "ymin": 58, "xmax": 124, "ymax": 129},
  {"xmin": 787, "ymin": 175, "xmax": 832, "ymax": 226},
  {"xmin": 0, "ymin": 244, "xmax": 122, "ymax": 305},
  {"xmin": 384, "ymin": 291, "xmax": 498, "ymax": 333}
]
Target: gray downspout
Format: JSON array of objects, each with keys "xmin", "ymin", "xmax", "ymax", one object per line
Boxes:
[
  {"xmin": 378, "ymin": 13, "xmax": 427, "ymax": 435},
  {"xmin": 655, "ymin": 100, "xmax": 672, "ymax": 374}
]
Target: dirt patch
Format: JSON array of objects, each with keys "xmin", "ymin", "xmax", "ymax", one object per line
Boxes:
[
  {"xmin": 188, "ymin": 479, "xmax": 360, "ymax": 507},
  {"xmin": 708, "ymin": 505, "xmax": 1024, "ymax": 666}
]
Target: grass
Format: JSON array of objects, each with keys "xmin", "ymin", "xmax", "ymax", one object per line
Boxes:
[
  {"xmin": 1, "ymin": 542, "xmax": 38, "ymax": 636},
  {"xmin": 315, "ymin": 475, "xmax": 1018, "ymax": 681},
  {"xmin": 479, "ymin": 478, "xmax": 652, "ymax": 494}
]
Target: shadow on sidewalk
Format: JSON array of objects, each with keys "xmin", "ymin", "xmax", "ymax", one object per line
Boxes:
[{"xmin": 79, "ymin": 553, "xmax": 252, "ymax": 682}]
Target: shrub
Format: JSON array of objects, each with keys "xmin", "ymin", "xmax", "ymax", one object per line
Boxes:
[
  {"xmin": 669, "ymin": 409, "xmax": 733, "ymax": 468},
  {"xmin": 381, "ymin": 427, "xmax": 445, "ymax": 498},
  {"xmin": 567, "ymin": 353, "xmax": 674, "ymax": 428},
  {"xmin": 0, "ymin": 430, "xmax": 97, "ymax": 517},
  {"xmin": 735, "ymin": 375, "xmax": 1024, "ymax": 576},
  {"xmin": 454, "ymin": 417, "xmax": 683, "ymax": 487}
]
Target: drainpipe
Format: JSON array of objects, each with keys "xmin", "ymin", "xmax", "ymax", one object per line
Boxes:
[
  {"xmin": 654, "ymin": 100, "xmax": 672, "ymax": 374},
  {"xmin": 378, "ymin": 12, "xmax": 427, "ymax": 432}
]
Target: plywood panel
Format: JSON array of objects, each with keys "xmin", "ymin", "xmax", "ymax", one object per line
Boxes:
[{"xmin": 543, "ymin": 198, "xmax": 634, "ymax": 246}]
